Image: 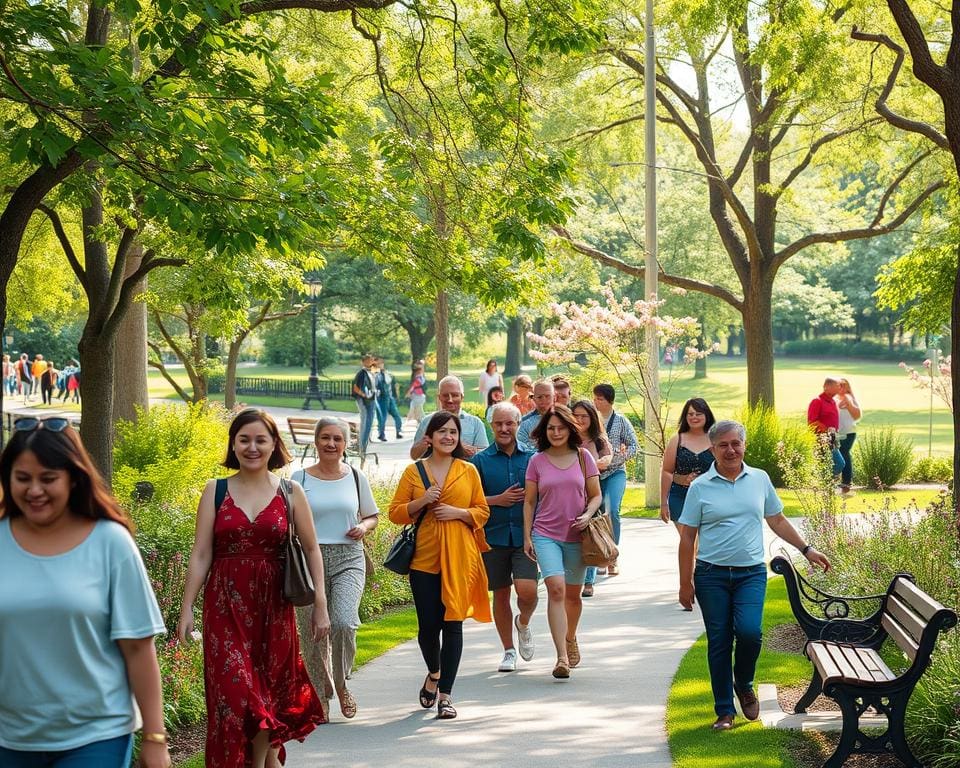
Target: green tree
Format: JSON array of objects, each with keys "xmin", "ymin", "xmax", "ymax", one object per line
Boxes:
[{"xmin": 555, "ymin": 0, "xmax": 943, "ymax": 406}]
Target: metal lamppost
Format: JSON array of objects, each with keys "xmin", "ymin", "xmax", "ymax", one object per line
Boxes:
[{"xmin": 302, "ymin": 278, "xmax": 323, "ymax": 410}]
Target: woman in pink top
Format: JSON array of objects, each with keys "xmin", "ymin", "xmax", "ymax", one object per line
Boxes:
[{"xmin": 522, "ymin": 405, "xmax": 602, "ymax": 679}]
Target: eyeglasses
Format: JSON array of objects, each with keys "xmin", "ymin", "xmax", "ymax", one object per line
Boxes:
[{"xmin": 13, "ymin": 417, "xmax": 71, "ymax": 433}]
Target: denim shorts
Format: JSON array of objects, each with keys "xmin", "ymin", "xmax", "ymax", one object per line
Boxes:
[{"xmin": 532, "ymin": 533, "xmax": 586, "ymax": 585}]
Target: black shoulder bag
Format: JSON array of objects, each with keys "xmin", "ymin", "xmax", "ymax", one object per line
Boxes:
[{"xmin": 383, "ymin": 462, "xmax": 432, "ymax": 575}]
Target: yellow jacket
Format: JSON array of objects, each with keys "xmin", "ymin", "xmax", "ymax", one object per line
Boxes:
[{"xmin": 389, "ymin": 459, "xmax": 492, "ymax": 623}]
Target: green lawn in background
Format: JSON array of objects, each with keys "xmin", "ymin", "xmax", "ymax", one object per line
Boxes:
[
  {"xmin": 620, "ymin": 486, "xmax": 945, "ymax": 518},
  {"xmin": 149, "ymin": 356, "xmax": 952, "ymax": 455},
  {"xmin": 667, "ymin": 578, "xmax": 811, "ymax": 768}
]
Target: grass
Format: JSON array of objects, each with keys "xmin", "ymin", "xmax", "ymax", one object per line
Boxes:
[
  {"xmin": 666, "ymin": 578, "xmax": 812, "ymax": 768},
  {"xmin": 172, "ymin": 605, "xmax": 417, "ymax": 767},
  {"xmin": 620, "ymin": 485, "xmax": 944, "ymax": 519}
]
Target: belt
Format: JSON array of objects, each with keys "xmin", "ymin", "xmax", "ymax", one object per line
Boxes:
[{"xmin": 696, "ymin": 559, "xmax": 763, "ymax": 572}]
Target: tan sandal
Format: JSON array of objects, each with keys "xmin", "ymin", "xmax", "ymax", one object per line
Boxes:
[
  {"xmin": 552, "ymin": 659, "xmax": 571, "ymax": 679},
  {"xmin": 566, "ymin": 637, "xmax": 581, "ymax": 668},
  {"xmin": 339, "ymin": 688, "xmax": 357, "ymax": 719}
]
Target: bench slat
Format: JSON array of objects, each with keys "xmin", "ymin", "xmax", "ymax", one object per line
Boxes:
[
  {"xmin": 809, "ymin": 642, "xmax": 896, "ymax": 685},
  {"xmin": 893, "ymin": 577, "xmax": 945, "ymax": 622},
  {"xmin": 882, "ymin": 613, "xmax": 920, "ymax": 663},
  {"xmin": 886, "ymin": 594, "xmax": 927, "ymax": 646}
]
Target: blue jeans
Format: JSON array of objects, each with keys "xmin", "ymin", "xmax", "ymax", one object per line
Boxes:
[
  {"xmin": 377, "ymin": 397, "xmax": 404, "ymax": 438},
  {"xmin": 838, "ymin": 433, "xmax": 856, "ymax": 486},
  {"xmin": 0, "ymin": 734, "xmax": 133, "ymax": 767},
  {"xmin": 694, "ymin": 560, "xmax": 766, "ymax": 717},
  {"xmin": 584, "ymin": 469, "xmax": 627, "ymax": 585},
  {"xmin": 356, "ymin": 397, "xmax": 377, "ymax": 455}
]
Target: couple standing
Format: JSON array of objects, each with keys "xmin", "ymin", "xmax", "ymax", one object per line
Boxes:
[{"xmin": 808, "ymin": 376, "xmax": 862, "ymax": 492}]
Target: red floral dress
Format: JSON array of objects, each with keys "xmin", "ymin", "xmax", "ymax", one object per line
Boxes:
[{"xmin": 203, "ymin": 490, "xmax": 326, "ymax": 767}]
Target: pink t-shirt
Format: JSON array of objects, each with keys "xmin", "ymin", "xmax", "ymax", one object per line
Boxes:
[{"xmin": 526, "ymin": 450, "xmax": 599, "ymax": 543}]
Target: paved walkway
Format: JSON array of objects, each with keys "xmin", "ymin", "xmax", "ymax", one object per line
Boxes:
[{"xmin": 286, "ymin": 517, "xmax": 715, "ymax": 768}]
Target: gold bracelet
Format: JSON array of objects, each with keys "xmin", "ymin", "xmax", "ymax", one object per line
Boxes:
[{"xmin": 142, "ymin": 731, "xmax": 169, "ymax": 745}]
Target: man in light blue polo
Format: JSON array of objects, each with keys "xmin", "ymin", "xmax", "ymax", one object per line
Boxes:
[
  {"xmin": 471, "ymin": 402, "xmax": 538, "ymax": 672},
  {"xmin": 678, "ymin": 420, "xmax": 830, "ymax": 731},
  {"xmin": 409, "ymin": 375, "xmax": 489, "ymax": 459},
  {"xmin": 516, "ymin": 378, "xmax": 554, "ymax": 450}
]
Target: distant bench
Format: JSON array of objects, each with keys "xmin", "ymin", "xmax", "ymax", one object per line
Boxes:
[{"xmin": 772, "ymin": 554, "xmax": 957, "ymax": 768}]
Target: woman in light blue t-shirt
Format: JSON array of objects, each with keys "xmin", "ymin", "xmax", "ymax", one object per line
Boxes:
[{"xmin": 0, "ymin": 418, "xmax": 168, "ymax": 768}]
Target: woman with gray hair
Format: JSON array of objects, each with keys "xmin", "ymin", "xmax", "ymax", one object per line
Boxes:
[{"xmin": 292, "ymin": 418, "xmax": 379, "ymax": 720}]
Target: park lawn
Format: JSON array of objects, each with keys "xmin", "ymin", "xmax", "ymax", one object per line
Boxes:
[
  {"xmin": 173, "ymin": 606, "xmax": 418, "ymax": 767},
  {"xmin": 666, "ymin": 578, "xmax": 812, "ymax": 768},
  {"xmin": 621, "ymin": 486, "xmax": 945, "ymax": 519}
]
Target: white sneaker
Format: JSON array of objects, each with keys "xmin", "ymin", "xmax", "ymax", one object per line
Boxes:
[
  {"xmin": 498, "ymin": 648, "xmax": 518, "ymax": 672},
  {"xmin": 515, "ymin": 616, "xmax": 535, "ymax": 661}
]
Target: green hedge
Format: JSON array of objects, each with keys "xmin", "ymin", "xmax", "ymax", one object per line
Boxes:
[{"xmin": 779, "ymin": 338, "xmax": 930, "ymax": 362}]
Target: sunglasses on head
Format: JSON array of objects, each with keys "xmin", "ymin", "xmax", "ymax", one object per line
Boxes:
[{"xmin": 13, "ymin": 417, "xmax": 71, "ymax": 433}]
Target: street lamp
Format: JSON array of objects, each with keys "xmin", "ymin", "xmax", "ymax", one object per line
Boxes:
[{"xmin": 302, "ymin": 278, "xmax": 324, "ymax": 410}]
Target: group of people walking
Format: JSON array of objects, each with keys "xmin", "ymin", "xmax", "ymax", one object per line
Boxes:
[
  {"xmin": 2, "ymin": 353, "xmax": 81, "ymax": 404},
  {"xmin": 0, "ymin": 365, "xmax": 841, "ymax": 768}
]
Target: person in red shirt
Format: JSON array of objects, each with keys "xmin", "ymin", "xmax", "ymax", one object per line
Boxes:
[{"xmin": 807, "ymin": 377, "xmax": 844, "ymax": 478}]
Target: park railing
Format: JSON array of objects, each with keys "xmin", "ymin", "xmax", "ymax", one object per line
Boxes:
[{"xmin": 207, "ymin": 376, "xmax": 354, "ymax": 400}]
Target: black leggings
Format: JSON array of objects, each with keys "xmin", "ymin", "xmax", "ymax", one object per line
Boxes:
[{"xmin": 409, "ymin": 569, "xmax": 463, "ymax": 695}]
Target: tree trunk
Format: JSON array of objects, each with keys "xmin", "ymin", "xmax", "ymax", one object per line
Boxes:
[
  {"xmin": 398, "ymin": 316, "xmax": 435, "ymax": 367},
  {"xmin": 952, "ymin": 242, "xmax": 960, "ymax": 511},
  {"xmin": 742, "ymin": 278, "xmax": 776, "ymax": 406},
  {"xmin": 79, "ymin": 328, "xmax": 118, "ymax": 481},
  {"xmin": 225, "ymin": 337, "xmax": 242, "ymax": 411},
  {"xmin": 434, "ymin": 291, "xmax": 449, "ymax": 380},
  {"xmin": 112, "ymin": 243, "xmax": 149, "ymax": 423},
  {"xmin": 694, "ymin": 322, "xmax": 707, "ymax": 379},
  {"xmin": 504, "ymin": 315, "xmax": 523, "ymax": 376}
]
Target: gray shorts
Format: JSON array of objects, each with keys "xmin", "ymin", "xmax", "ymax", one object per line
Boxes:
[{"xmin": 482, "ymin": 545, "xmax": 539, "ymax": 591}]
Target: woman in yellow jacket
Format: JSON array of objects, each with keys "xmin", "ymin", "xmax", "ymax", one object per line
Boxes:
[{"xmin": 389, "ymin": 412, "xmax": 491, "ymax": 720}]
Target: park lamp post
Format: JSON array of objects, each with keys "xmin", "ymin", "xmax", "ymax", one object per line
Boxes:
[{"xmin": 302, "ymin": 278, "xmax": 324, "ymax": 411}]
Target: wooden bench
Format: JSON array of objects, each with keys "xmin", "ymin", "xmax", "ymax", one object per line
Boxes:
[
  {"xmin": 772, "ymin": 553, "xmax": 894, "ymax": 713},
  {"xmin": 287, "ymin": 417, "xmax": 318, "ymax": 463},
  {"xmin": 801, "ymin": 573, "xmax": 956, "ymax": 767},
  {"xmin": 347, "ymin": 421, "xmax": 378, "ymax": 468}
]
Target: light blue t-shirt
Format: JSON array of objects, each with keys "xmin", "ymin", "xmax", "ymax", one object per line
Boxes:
[
  {"xmin": 413, "ymin": 410, "xmax": 489, "ymax": 451},
  {"xmin": 292, "ymin": 467, "xmax": 379, "ymax": 544},
  {"xmin": 0, "ymin": 518, "xmax": 166, "ymax": 751},
  {"xmin": 677, "ymin": 462, "xmax": 784, "ymax": 567},
  {"xmin": 516, "ymin": 410, "xmax": 543, "ymax": 450}
]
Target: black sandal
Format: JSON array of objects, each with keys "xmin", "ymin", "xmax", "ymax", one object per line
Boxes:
[
  {"xmin": 437, "ymin": 697, "xmax": 457, "ymax": 720},
  {"xmin": 419, "ymin": 674, "xmax": 440, "ymax": 708}
]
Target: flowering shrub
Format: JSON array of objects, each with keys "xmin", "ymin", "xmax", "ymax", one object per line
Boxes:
[
  {"xmin": 801, "ymin": 492, "xmax": 960, "ymax": 766},
  {"xmin": 359, "ymin": 478, "xmax": 413, "ymax": 621},
  {"xmin": 899, "ymin": 356, "xmax": 953, "ymax": 412},
  {"xmin": 527, "ymin": 287, "xmax": 715, "ymax": 454},
  {"xmin": 156, "ymin": 636, "xmax": 206, "ymax": 731}
]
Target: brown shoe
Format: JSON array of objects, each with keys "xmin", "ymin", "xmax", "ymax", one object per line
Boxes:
[
  {"xmin": 736, "ymin": 688, "xmax": 760, "ymax": 721},
  {"xmin": 712, "ymin": 714, "xmax": 735, "ymax": 730},
  {"xmin": 566, "ymin": 637, "xmax": 581, "ymax": 668},
  {"xmin": 606, "ymin": 563, "xmax": 619, "ymax": 576},
  {"xmin": 552, "ymin": 660, "xmax": 571, "ymax": 679},
  {"xmin": 581, "ymin": 584, "xmax": 594, "ymax": 598}
]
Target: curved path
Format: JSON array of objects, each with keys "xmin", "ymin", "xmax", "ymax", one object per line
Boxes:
[{"xmin": 286, "ymin": 517, "xmax": 706, "ymax": 768}]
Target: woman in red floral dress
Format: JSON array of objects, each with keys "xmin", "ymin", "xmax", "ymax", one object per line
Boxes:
[{"xmin": 178, "ymin": 409, "xmax": 330, "ymax": 767}]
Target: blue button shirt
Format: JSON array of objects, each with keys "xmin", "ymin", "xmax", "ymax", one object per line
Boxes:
[
  {"xmin": 471, "ymin": 441, "xmax": 534, "ymax": 547},
  {"xmin": 516, "ymin": 410, "xmax": 543, "ymax": 450},
  {"xmin": 678, "ymin": 461, "xmax": 783, "ymax": 566}
]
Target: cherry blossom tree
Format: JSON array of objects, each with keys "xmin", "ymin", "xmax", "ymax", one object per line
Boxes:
[
  {"xmin": 527, "ymin": 287, "xmax": 715, "ymax": 455},
  {"xmin": 900, "ymin": 357, "xmax": 953, "ymax": 413}
]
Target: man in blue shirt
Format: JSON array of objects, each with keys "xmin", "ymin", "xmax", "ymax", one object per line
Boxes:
[
  {"xmin": 471, "ymin": 402, "xmax": 538, "ymax": 672},
  {"xmin": 516, "ymin": 378, "xmax": 554, "ymax": 450},
  {"xmin": 678, "ymin": 420, "xmax": 830, "ymax": 731}
]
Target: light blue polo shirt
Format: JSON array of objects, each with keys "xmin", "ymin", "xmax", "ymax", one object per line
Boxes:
[
  {"xmin": 677, "ymin": 461, "xmax": 783, "ymax": 567},
  {"xmin": 413, "ymin": 409, "xmax": 489, "ymax": 451},
  {"xmin": 0, "ymin": 518, "xmax": 166, "ymax": 751},
  {"xmin": 515, "ymin": 410, "xmax": 543, "ymax": 450}
]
